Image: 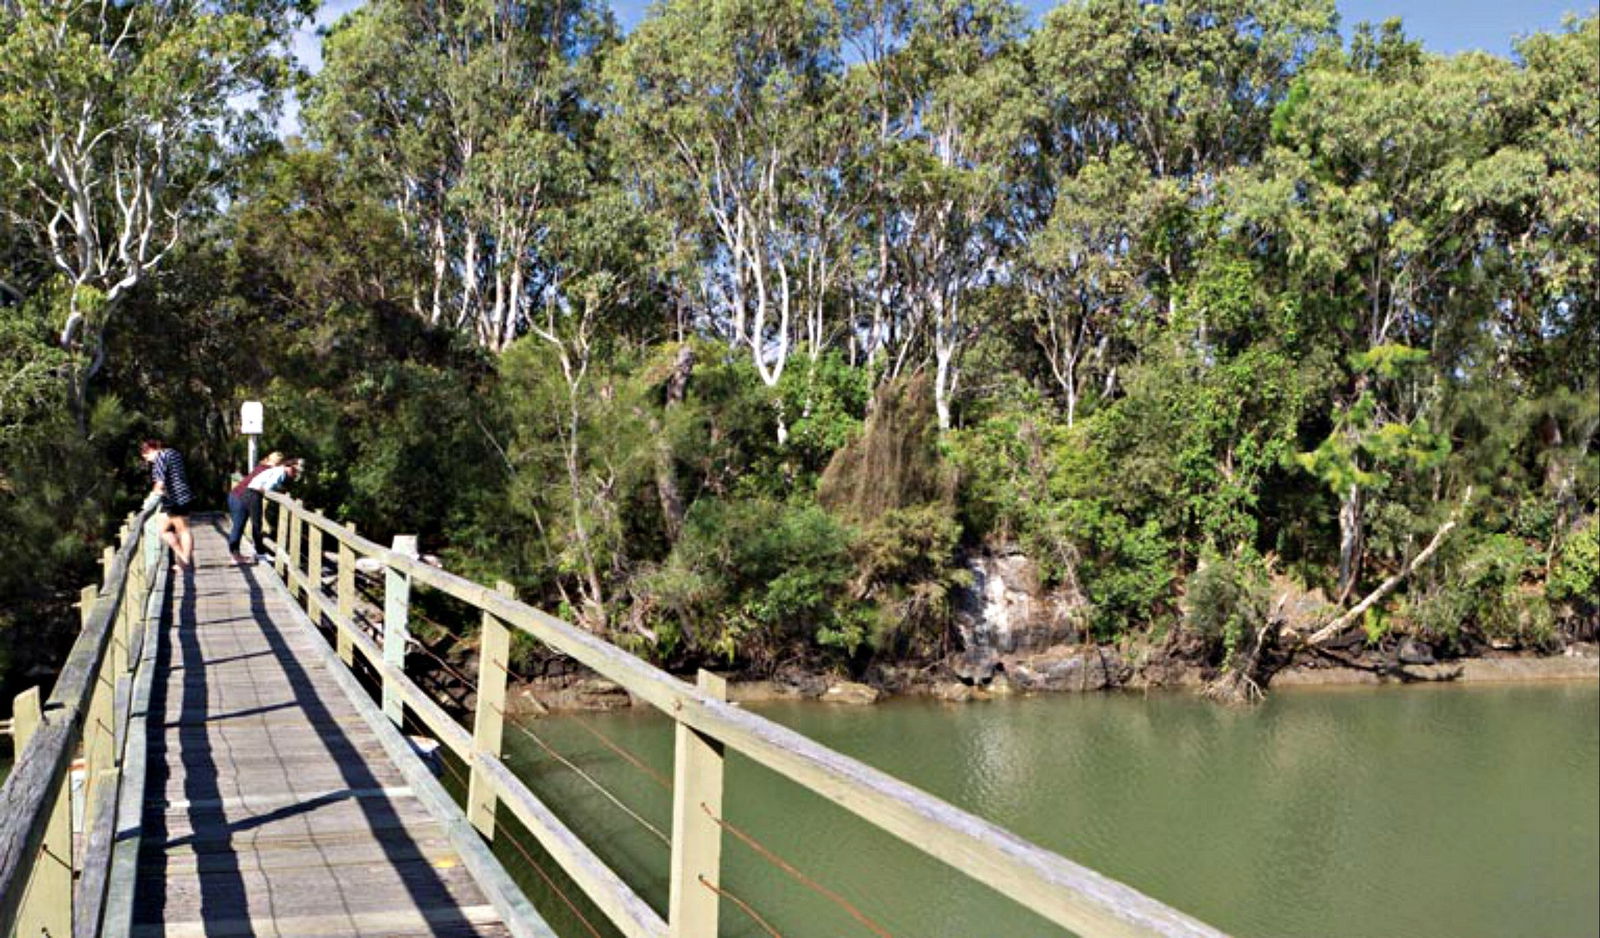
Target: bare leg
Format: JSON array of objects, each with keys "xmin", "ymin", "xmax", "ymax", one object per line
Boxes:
[
  {"xmin": 171, "ymin": 516, "xmax": 194, "ymax": 567},
  {"xmin": 158, "ymin": 514, "xmax": 180, "ymax": 562}
]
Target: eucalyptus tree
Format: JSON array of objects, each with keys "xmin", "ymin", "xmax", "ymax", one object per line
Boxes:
[
  {"xmin": 0, "ymin": 0, "xmax": 309, "ymax": 415},
  {"xmin": 307, "ymin": 0, "xmax": 614, "ymax": 348},
  {"xmin": 1248, "ymin": 18, "xmax": 1600, "ymax": 608},
  {"xmin": 862, "ymin": 0, "xmax": 1032, "ymax": 429},
  {"xmin": 1020, "ymin": 0, "xmax": 1336, "ymax": 424},
  {"xmin": 603, "ymin": 0, "xmax": 851, "ymax": 423}
]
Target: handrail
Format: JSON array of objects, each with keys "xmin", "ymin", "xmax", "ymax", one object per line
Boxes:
[
  {"xmin": 0, "ymin": 502, "xmax": 163, "ymax": 938},
  {"xmin": 263, "ymin": 491, "xmax": 1228, "ymax": 938}
]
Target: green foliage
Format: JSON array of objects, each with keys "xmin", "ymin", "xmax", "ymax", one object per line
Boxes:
[
  {"xmin": 1406, "ymin": 532, "xmax": 1554, "ymax": 650},
  {"xmin": 1549, "ymin": 519, "xmax": 1599, "ymax": 620},
  {"xmin": 1183, "ymin": 550, "xmax": 1270, "ymax": 665},
  {"xmin": 642, "ymin": 497, "xmax": 863, "ymax": 665},
  {"xmin": 851, "ymin": 505, "xmax": 967, "ymax": 658}
]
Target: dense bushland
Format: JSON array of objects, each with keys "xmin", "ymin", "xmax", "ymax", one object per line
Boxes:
[{"xmin": 3, "ymin": 0, "xmax": 1595, "ymax": 692}]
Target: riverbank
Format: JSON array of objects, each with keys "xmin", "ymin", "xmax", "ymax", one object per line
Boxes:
[{"xmin": 497, "ymin": 641, "xmax": 1600, "ymax": 713}]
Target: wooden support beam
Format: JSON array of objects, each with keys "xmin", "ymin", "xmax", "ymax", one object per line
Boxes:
[
  {"xmin": 274, "ymin": 499, "xmax": 290, "ymax": 580},
  {"xmin": 286, "ymin": 501, "xmax": 303, "ymax": 600},
  {"xmin": 468, "ymin": 581, "xmax": 515, "ymax": 840},
  {"xmin": 78, "ymin": 584, "xmax": 97, "ymax": 630},
  {"xmin": 668, "ymin": 670, "xmax": 727, "ymax": 938},
  {"xmin": 10, "ymin": 687, "xmax": 73, "ymax": 938},
  {"xmin": 383, "ymin": 536, "xmax": 417, "ymax": 727},
  {"xmin": 336, "ymin": 523, "xmax": 357, "ymax": 667},
  {"xmin": 305, "ymin": 511, "xmax": 324, "ymax": 620}
]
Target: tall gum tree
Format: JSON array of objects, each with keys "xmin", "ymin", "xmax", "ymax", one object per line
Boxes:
[
  {"xmin": 1257, "ymin": 20, "xmax": 1595, "ymax": 604},
  {"xmin": 306, "ymin": 0, "xmax": 613, "ymax": 348},
  {"xmin": 0, "ymin": 0, "xmax": 310, "ymax": 416},
  {"xmin": 603, "ymin": 0, "xmax": 847, "ymax": 430},
  {"xmin": 1021, "ymin": 0, "xmax": 1336, "ymax": 425}
]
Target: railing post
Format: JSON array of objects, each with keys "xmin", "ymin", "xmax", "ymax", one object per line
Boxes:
[
  {"xmin": 286, "ymin": 500, "xmax": 303, "ymax": 600},
  {"xmin": 336, "ymin": 523, "xmax": 357, "ymax": 666},
  {"xmin": 468, "ymin": 581, "xmax": 515, "ymax": 840},
  {"xmin": 305, "ymin": 511, "xmax": 324, "ymax": 619},
  {"xmin": 143, "ymin": 510, "xmax": 162, "ymax": 580},
  {"xmin": 11, "ymin": 687, "xmax": 73, "ymax": 938},
  {"xmin": 78, "ymin": 584, "xmax": 97, "ymax": 629},
  {"xmin": 668, "ymin": 670, "xmax": 727, "ymax": 938},
  {"xmin": 274, "ymin": 498, "xmax": 291, "ymax": 580},
  {"xmin": 382, "ymin": 536, "xmax": 416, "ymax": 727},
  {"xmin": 100, "ymin": 545, "xmax": 115, "ymax": 589}
]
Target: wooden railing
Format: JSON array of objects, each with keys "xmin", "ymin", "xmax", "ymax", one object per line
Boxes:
[
  {"xmin": 263, "ymin": 491, "xmax": 1229, "ymax": 938},
  {"xmin": 0, "ymin": 503, "xmax": 167, "ymax": 938}
]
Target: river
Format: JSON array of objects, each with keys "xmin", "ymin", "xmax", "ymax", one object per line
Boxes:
[{"xmin": 484, "ymin": 681, "xmax": 1599, "ymax": 938}]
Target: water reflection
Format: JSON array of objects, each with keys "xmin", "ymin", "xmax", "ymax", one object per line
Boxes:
[{"xmin": 504, "ymin": 682, "xmax": 1599, "ymax": 938}]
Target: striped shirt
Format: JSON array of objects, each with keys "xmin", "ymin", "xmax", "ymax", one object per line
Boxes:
[{"xmin": 151, "ymin": 449, "xmax": 194, "ymax": 509}]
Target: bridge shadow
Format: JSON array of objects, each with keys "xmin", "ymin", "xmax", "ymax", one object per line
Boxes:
[
  {"xmin": 136, "ymin": 522, "xmax": 479, "ymax": 935},
  {"xmin": 141, "ymin": 559, "xmax": 255, "ymax": 933}
]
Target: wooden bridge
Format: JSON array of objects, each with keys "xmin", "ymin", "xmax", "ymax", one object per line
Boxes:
[{"xmin": 0, "ymin": 495, "xmax": 1230, "ymax": 938}]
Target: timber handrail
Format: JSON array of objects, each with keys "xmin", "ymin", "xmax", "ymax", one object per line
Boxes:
[
  {"xmin": 0, "ymin": 501, "xmax": 164, "ymax": 938},
  {"xmin": 263, "ymin": 490, "xmax": 1228, "ymax": 938}
]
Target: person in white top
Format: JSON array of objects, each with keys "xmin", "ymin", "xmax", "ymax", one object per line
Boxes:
[{"xmin": 235, "ymin": 459, "xmax": 302, "ymax": 564}]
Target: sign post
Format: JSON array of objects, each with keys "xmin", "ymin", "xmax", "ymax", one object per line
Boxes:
[{"xmin": 240, "ymin": 401, "xmax": 263, "ymax": 470}]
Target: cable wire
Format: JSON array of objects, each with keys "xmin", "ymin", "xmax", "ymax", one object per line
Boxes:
[
  {"xmin": 699, "ymin": 874, "xmax": 786, "ymax": 938},
  {"xmin": 703, "ymin": 802, "xmax": 896, "ymax": 938},
  {"xmin": 401, "ymin": 708, "xmax": 606, "ymax": 938},
  {"xmin": 492, "ymin": 702, "xmax": 672, "ymax": 847}
]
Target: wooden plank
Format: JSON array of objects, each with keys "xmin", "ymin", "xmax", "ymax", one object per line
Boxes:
[
  {"xmin": 255, "ymin": 563, "xmax": 555, "ymax": 938},
  {"xmin": 74, "ymin": 768, "xmax": 119, "ymax": 938},
  {"xmin": 103, "ymin": 552, "xmax": 170, "ymax": 938},
  {"xmin": 383, "ymin": 535, "xmax": 415, "ymax": 726},
  {"xmin": 130, "ymin": 904, "xmax": 507, "ymax": 938},
  {"xmin": 8, "ymin": 686, "xmax": 74, "ymax": 938},
  {"xmin": 0, "ymin": 504, "xmax": 159, "ymax": 936},
  {"xmin": 338, "ymin": 524, "xmax": 357, "ymax": 666},
  {"xmin": 479, "ymin": 755, "xmax": 668, "ymax": 938}
]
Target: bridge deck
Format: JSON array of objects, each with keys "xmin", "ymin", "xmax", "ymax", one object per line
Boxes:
[{"xmin": 131, "ymin": 520, "xmax": 511, "ymax": 937}]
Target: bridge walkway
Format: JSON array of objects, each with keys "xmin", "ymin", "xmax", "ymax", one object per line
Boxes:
[{"xmin": 131, "ymin": 519, "xmax": 512, "ymax": 938}]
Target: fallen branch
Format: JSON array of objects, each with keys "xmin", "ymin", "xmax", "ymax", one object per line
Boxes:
[{"xmin": 1307, "ymin": 487, "xmax": 1473, "ymax": 646}]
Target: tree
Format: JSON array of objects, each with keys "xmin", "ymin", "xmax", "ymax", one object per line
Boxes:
[
  {"xmin": 306, "ymin": 0, "xmax": 614, "ymax": 347},
  {"xmin": 0, "ymin": 0, "xmax": 308, "ymax": 414},
  {"xmin": 604, "ymin": 0, "xmax": 849, "ymax": 422}
]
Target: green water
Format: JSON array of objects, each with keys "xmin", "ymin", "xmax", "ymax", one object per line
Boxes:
[{"xmin": 491, "ymin": 682, "xmax": 1599, "ymax": 938}]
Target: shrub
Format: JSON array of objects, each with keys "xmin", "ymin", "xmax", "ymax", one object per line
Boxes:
[{"xmin": 1183, "ymin": 549, "xmax": 1270, "ymax": 665}]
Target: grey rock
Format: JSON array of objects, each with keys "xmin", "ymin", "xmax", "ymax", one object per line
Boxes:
[
  {"xmin": 1398, "ymin": 638, "xmax": 1435, "ymax": 665},
  {"xmin": 822, "ymin": 682, "xmax": 880, "ymax": 705}
]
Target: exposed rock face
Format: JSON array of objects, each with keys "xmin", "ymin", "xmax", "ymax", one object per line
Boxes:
[
  {"xmin": 954, "ymin": 550, "xmax": 1085, "ymax": 662},
  {"xmin": 1005, "ymin": 647, "xmax": 1131, "ymax": 693},
  {"xmin": 822, "ymin": 681, "xmax": 880, "ymax": 705},
  {"xmin": 1398, "ymin": 638, "xmax": 1436, "ymax": 665}
]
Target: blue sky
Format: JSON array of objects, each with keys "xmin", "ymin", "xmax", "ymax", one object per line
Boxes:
[{"xmin": 283, "ymin": 0, "xmax": 1594, "ymax": 133}]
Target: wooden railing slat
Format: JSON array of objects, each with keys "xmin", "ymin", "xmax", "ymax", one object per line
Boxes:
[
  {"xmin": 0, "ymin": 502, "xmax": 159, "ymax": 938},
  {"xmin": 260, "ymin": 491, "xmax": 1228, "ymax": 938}
]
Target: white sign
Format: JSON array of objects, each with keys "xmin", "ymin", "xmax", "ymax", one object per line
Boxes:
[{"xmin": 240, "ymin": 400, "xmax": 264, "ymax": 435}]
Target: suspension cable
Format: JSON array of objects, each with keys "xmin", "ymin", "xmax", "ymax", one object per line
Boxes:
[
  {"xmin": 702, "ymin": 802, "xmax": 896, "ymax": 938},
  {"xmin": 491, "ymin": 702, "xmax": 671, "ymax": 847},
  {"xmin": 700, "ymin": 875, "xmax": 786, "ymax": 938}
]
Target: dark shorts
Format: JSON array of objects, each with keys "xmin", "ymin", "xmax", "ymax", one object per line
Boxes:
[{"xmin": 164, "ymin": 502, "xmax": 193, "ymax": 518}]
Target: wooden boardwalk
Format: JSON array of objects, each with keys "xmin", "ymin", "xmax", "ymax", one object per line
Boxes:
[{"xmin": 131, "ymin": 520, "xmax": 517, "ymax": 938}]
